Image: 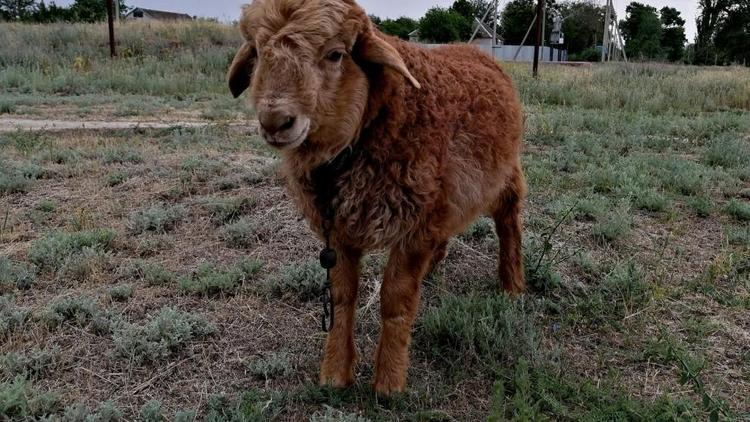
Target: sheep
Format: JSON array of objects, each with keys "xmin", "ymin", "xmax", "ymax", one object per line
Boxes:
[{"xmin": 227, "ymin": 0, "xmax": 526, "ymax": 395}]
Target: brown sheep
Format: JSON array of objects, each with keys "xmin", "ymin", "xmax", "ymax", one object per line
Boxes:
[{"xmin": 227, "ymin": 0, "xmax": 526, "ymax": 395}]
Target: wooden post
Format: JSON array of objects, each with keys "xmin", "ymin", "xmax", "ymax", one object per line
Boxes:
[
  {"xmin": 532, "ymin": 0, "xmax": 544, "ymax": 77},
  {"xmin": 107, "ymin": 0, "xmax": 116, "ymax": 57},
  {"xmin": 492, "ymin": 0, "xmax": 498, "ymax": 48},
  {"xmin": 601, "ymin": 0, "xmax": 611, "ymax": 62}
]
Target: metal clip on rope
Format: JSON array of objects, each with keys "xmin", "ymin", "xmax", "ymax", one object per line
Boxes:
[{"xmin": 319, "ymin": 241, "xmax": 337, "ymax": 332}]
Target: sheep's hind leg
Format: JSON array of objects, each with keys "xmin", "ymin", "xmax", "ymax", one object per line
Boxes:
[
  {"xmin": 319, "ymin": 246, "xmax": 362, "ymax": 388},
  {"xmin": 492, "ymin": 170, "xmax": 526, "ymax": 294},
  {"xmin": 373, "ymin": 243, "xmax": 434, "ymax": 395}
]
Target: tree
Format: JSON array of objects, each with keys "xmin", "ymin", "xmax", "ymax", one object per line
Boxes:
[
  {"xmin": 379, "ymin": 17, "xmax": 419, "ymax": 40},
  {"xmin": 418, "ymin": 6, "xmax": 469, "ymax": 43},
  {"xmin": 660, "ymin": 7, "xmax": 686, "ymax": 62},
  {"xmin": 558, "ymin": 0, "xmax": 605, "ymax": 57},
  {"xmin": 620, "ymin": 2, "xmax": 663, "ymax": 60},
  {"xmin": 69, "ymin": 0, "xmax": 107, "ymax": 22},
  {"xmin": 30, "ymin": 1, "xmax": 73, "ymax": 22},
  {"xmin": 0, "ymin": 0, "xmax": 36, "ymax": 21},
  {"xmin": 714, "ymin": 1, "xmax": 750, "ymax": 65},
  {"xmin": 694, "ymin": 0, "xmax": 730, "ymax": 65},
  {"xmin": 500, "ymin": 0, "xmax": 555, "ymax": 45}
]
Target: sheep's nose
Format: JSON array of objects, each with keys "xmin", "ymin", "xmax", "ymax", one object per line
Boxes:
[{"xmin": 258, "ymin": 109, "xmax": 296, "ymax": 136}]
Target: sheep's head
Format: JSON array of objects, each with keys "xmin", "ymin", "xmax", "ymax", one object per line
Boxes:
[{"xmin": 228, "ymin": 0, "xmax": 420, "ymax": 152}]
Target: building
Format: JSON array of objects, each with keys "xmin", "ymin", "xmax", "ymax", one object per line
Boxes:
[{"xmin": 124, "ymin": 7, "xmax": 192, "ymax": 21}]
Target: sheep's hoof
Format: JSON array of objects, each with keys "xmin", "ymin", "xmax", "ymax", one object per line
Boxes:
[
  {"xmin": 372, "ymin": 377, "xmax": 406, "ymax": 397},
  {"xmin": 319, "ymin": 372, "xmax": 354, "ymax": 389}
]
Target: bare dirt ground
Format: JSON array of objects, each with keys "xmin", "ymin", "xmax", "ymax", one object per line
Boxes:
[{"xmin": 0, "ymin": 117, "xmax": 254, "ymax": 133}]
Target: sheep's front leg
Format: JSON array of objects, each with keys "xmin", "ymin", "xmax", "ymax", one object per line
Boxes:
[
  {"xmin": 319, "ymin": 246, "xmax": 362, "ymax": 388},
  {"xmin": 373, "ymin": 245, "xmax": 433, "ymax": 395}
]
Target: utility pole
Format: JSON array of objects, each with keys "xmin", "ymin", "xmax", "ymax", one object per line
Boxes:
[
  {"xmin": 492, "ymin": 0, "xmax": 498, "ymax": 48},
  {"xmin": 601, "ymin": 0, "xmax": 611, "ymax": 62},
  {"xmin": 107, "ymin": 0, "xmax": 116, "ymax": 57},
  {"xmin": 532, "ymin": 0, "xmax": 544, "ymax": 77}
]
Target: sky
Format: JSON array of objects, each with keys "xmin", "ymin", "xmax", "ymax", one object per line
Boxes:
[{"xmin": 55, "ymin": 0, "xmax": 699, "ymax": 40}]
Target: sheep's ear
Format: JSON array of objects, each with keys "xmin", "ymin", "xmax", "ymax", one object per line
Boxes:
[
  {"xmin": 227, "ymin": 42, "xmax": 256, "ymax": 98},
  {"xmin": 355, "ymin": 30, "xmax": 421, "ymax": 89}
]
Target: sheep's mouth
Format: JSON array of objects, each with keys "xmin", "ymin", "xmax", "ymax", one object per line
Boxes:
[{"xmin": 263, "ymin": 117, "xmax": 310, "ymax": 150}]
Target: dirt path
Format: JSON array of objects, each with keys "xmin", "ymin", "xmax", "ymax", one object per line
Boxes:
[{"xmin": 0, "ymin": 117, "xmax": 253, "ymax": 132}]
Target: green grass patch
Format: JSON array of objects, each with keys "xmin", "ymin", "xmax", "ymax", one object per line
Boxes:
[
  {"xmin": 0, "ymin": 296, "xmax": 28, "ymax": 339},
  {"xmin": 247, "ymin": 352, "xmax": 294, "ymax": 381},
  {"xmin": 568, "ymin": 263, "xmax": 650, "ymax": 325},
  {"xmin": 178, "ymin": 259, "xmax": 262, "ymax": 296},
  {"xmin": 266, "ymin": 260, "xmax": 326, "ymax": 301},
  {"xmin": 219, "ymin": 217, "xmax": 265, "ymax": 249},
  {"xmin": 203, "ymin": 196, "xmax": 256, "ymax": 225},
  {"xmin": 27, "ymin": 229, "xmax": 116, "ymax": 274},
  {"xmin": 725, "ymin": 199, "xmax": 750, "ymax": 221},
  {"xmin": 420, "ymin": 294, "xmax": 539, "ymax": 375},
  {"xmin": 0, "ymin": 376, "xmax": 58, "ymax": 419},
  {"xmin": 0, "ymin": 258, "xmax": 36, "ymax": 292},
  {"xmin": 128, "ymin": 260, "xmax": 175, "ymax": 286},
  {"xmin": 108, "ymin": 284, "xmax": 134, "ymax": 302},
  {"xmin": 112, "ymin": 307, "xmax": 215, "ymax": 365},
  {"xmin": 128, "ymin": 203, "xmax": 186, "ymax": 234},
  {"xmin": 703, "ymin": 137, "xmax": 750, "ymax": 169},
  {"xmin": 1, "ymin": 348, "xmax": 59, "ymax": 380}
]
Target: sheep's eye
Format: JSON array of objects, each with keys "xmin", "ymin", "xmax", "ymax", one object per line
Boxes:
[{"xmin": 326, "ymin": 50, "xmax": 344, "ymax": 62}]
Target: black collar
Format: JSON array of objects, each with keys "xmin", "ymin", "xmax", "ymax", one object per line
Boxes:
[{"xmin": 310, "ymin": 145, "xmax": 360, "ymax": 223}]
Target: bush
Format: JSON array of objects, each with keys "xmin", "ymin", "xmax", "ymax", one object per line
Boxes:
[
  {"xmin": 247, "ymin": 352, "xmax": 293, "ymax": 380},
  {"xmin": 635, "ymin": 189, "xmax": 668, "ymax": 212},
  {"xmin": 112, "ymin": 307, "xmax": 215, "ymax": 365},
  {"xmin": 592, "ymin": 205, "xmax": 632, "ymax": 243},
  {"xmin": 179, "ymin": 259, "xmax": 262, "ymax": 296},
  {"xmin": 570, "ymin": 262, "xmax": 650, "ymax": 324},
  {"xmin": 27, "ymin": 229, "xmax": 116, "ymax": 273},
  {"xmin": 139, "ymin": 400, "xmax": 165, "ymax": 422},
  {"xmin": 128, "ymin": 260, "xmax": 174, "ymax": 286},
  {"xmin": 459, "ymin": 217, "xmax": 495, "ymax": 242},
  {"xmin": 203, "ymin": 196, "xmax": 256, "ymax": 225},
  {"xmin": 266, "ymin": 260, "xmax": 326, "ymax": 301},
  {"xmin": 61, "ymin": 401, "xmax": 123, "ymax": 422},
  {"xmin": 0, "ymin": 161, "xmax": 43, "ymax": 196},
  {"xmin": 0, "ymin": 296, "xmax": 28, "ymax": 338},
  {"xmin": 129, "ymin": 203, "xmax": 186, "ymax": 234},
  {"xmin": 108, "ymin": 285, "xmax": 133, "ymax": 302},
  {"xmin": 35, "ymin": 200, "xmax": 56, "ymax": 212},
  {"xmin": 203, "ymin": 390, "xmax": 284, "ymax": 421},
  {"xmin": 1, "ymin": 348, "xmax": 59, "ymax": 380},
  {"xmin": 219, "ymin": 217, "xmax": 263, "ymax": 248},
  {"xmin": 689, "ymin": 196, "xmax": 713, "ymax": 218},
  {"xmin": 40, "ymin": 295, "xmax": 109, "ymax": 333},
  {"xmin": 106, "ymin": 171, "xmax": 127, "ymax": 187},
  {"xmin": 703, "ymin": 137, "xmax": 750, "ymax": 168},
  {"xmin": 0, "ymin": 376, "xmax": 58, "ymax": 419},
  {"xmin": 0, "ymin": 258, "xmax": 36, "ymax": 292},
  {"xmin": 725, "ymin": 199, "xmax": 750, "ymax": 221}
]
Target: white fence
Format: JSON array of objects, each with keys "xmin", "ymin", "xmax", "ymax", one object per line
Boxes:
[{"xmin": 419, "ymin": 42, "xmax": 568, "ymax": 63}]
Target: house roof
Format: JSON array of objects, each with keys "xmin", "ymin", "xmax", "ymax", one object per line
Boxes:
[{"xmin": 128, "ymin": 7, "xmax": 192, "ymax": 20}]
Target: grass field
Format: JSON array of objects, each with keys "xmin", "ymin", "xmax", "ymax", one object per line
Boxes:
[{"xmin": 1, "ymin": 21, "xmax": 749, "ymax": 421}]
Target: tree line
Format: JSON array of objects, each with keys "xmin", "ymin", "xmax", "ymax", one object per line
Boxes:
[
  {"xmin": 2, "ymin": 0, "xmax": 748, "ymax": 66},
  {"xmin": 370, "ymin": 0, "xmax": 748, "ymax": 66},
  {"xmin": 0, "ymin": 0, "xmax": 128, "ymax": 23}
]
